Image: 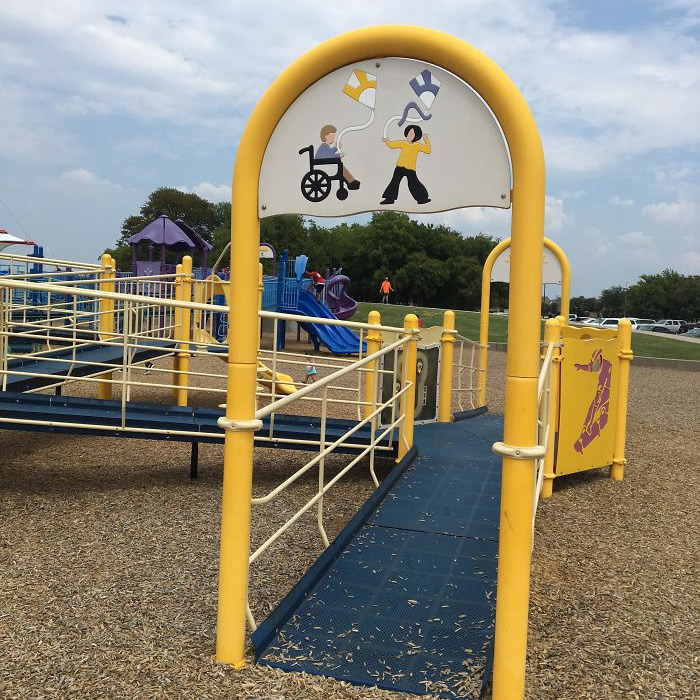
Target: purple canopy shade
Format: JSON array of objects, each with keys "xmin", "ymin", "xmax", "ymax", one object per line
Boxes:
[
  {"xmin": 128, "ymin": 215, "xmax": 213, "ymax": 273},
  {"xmin": 128, "ymin": 215, "xmax": 194, "ymax": 250}
]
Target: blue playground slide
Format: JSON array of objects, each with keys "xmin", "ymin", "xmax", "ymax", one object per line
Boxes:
[{"xmin": 295, "ymin": 289, "xmax": 366, "ymax": 355}]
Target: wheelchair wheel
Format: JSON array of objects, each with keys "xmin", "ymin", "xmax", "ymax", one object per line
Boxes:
[
  {"xmin": 336, "ymin": 187, "xmax": 348, "ymax": 200},
  {"xmin": 301, "ymin": 170, "xmax": 331, "ymax": 202}
]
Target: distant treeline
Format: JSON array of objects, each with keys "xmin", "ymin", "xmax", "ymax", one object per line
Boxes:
[{"xmin": 106, "ymin": 188, "xmax": 698, "ymax": 319}]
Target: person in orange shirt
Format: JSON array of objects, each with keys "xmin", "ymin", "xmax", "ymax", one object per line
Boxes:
[
  {"xmin": 380, "ymin": 125, "xmax": 431, "ymax": 205},
  {"xmin": 380, "ymin": 277, "xmax": 393, "ymax": 303}
]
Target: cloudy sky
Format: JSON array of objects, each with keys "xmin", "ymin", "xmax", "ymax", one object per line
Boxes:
[{"xmin": 1, "ymin": 0, "xmax": 698, "ymax": 295}]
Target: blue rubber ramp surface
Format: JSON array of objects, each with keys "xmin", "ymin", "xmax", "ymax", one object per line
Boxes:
[{"xmin": 254, "ymin": 414, "xmax": 504, "ymax": 699}]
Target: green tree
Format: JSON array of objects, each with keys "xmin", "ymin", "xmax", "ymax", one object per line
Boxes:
[{"xmin": 599, "ymin": 285, "xmax": 627, "ymax": 316}]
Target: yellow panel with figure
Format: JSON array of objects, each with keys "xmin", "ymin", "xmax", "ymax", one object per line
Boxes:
[{"xmin": 555, "ymin": 326, "xmax": 620, "ymax": 476}]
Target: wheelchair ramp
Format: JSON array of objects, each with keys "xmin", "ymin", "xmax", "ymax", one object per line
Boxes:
[{"xmin": 253, "ymin": 412, "xmax": 503, "ymax": 699}]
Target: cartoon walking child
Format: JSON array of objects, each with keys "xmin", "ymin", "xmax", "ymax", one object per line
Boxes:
[
  {"xmin": 380, "ymin": 125, "xmax": 431, "ymax": 205},
  {"xmin": 573, "ymin": 348, "xmax": 612, "ymax": 454},
  {"xmin": 316, "ymin": 125, "xmax": 360, "ymax": 190}
]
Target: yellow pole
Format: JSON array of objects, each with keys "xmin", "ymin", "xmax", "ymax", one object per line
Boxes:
[
  {"xmin": 363, "ymin": 310, "xmax": 382, "ymax": 419},
  {"xmin": 479, "ymin": 238, "xmax": 510, "ymax": 407},
  {"xmin": 216, "ymin": 92, "xmax": 263, "ymax": 668},
  {"xmin": 611, "ymin": 318, "xmax": 633, "ymax": 481},
  {"xmin": 176, "ymin": 255, "xmax": 193, "ymax": 407},
  {"xmin": 97, "ymin": 253, "xmax": 113, "ymax": 400},
  {"xmin": 541, "ymin": 317, "xmax": 561, "ymax": 499},
  {"xmin": 398, "ymin": 313, "xmax": 419, "ymax": 461},
  {"xmin": 172, "ymin": 263, "xmax": 183, "ymax": 400},
  {"xmin": 543, "ymin": 238, "xmax": 571, "ymax": 323},
  {"xmin": 438, "ymin": 310, "xmax": 455, "ymax": 422}
]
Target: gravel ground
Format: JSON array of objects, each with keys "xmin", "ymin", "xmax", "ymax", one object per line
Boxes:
[{"xmin": 1, "ymin": 341, "xmax": 698, "ymax": 699}]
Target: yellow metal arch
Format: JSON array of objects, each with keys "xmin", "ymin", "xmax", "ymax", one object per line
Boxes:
[
  {"xmin": 478, "ymin": 236, "xmax": 571, "ymax": 406},
  {"xmin": 220, "ymin": 26, "xmax": 545, "ymax": 700}
]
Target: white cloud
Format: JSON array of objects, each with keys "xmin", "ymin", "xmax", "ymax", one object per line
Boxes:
[
  {"xmin": 545, "ymin": 196, "xmax": 566, "ymax": 231},
  {"xmin": 609, "ymin": 195, "xmax": 635, "ymax": 207},
  {"xmin": 59, "ymin": 168, "xmax": 113, "ymax": 187},
  {"xmin": 617, "ymin": 230, "xmax": 653, "ymax": 247},
  {"xmin": 178, "ymin": 182, "xmax": 230, "ymax": 202},
  {"xmin": 642, "ymin": 199, "xmax": 698, "ymax": 224}
]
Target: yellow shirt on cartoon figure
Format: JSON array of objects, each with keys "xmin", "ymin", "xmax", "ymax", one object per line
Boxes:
[{"xmin": 384, "ymin": 137, "xmax": 431, "ymax": 170}]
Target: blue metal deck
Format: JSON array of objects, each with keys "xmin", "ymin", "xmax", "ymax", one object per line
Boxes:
[
  {"xmin": 0, "ymin": 391, "xmax": 397, "ymax": 457},
  {"xmin": 253, "ymin": 412, "xmax": 503, "ymax": 699},
  {"xmin": 3, "ymin": 339, "xmax": 176, "ymax": 392}
]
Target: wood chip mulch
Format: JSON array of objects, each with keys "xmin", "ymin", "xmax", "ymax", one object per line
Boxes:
[{"xmin": 0, "ymin": 346, "xmax": 698, "ymax": 699}]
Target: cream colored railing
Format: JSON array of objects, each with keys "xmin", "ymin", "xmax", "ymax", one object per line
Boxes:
[{"xmin": 454, "ymin": 334, "xmax": 486, "ymax": 411}]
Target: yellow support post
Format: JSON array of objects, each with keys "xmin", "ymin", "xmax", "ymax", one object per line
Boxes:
[
  {"xmin": 541, "ymin": 317, "xmax": 561, "ymax": 499},
  {"xmin": 97, "ymin": 253, "xmax": 114, "ymax": 400},
  {"xmin": 363, "ymin": 310, "xmax": 382, "ymax": 419},
  {"xmin": 398, "ymin": 313, "xmax": 419, "ymax": 461},
  {"xmin": 172, "ymin": 263, "xmax": 183, "ymax": 400},
  {"xmin": 547, "ymin": 239, "xmax": 571, "ymax": 323},
  {"xmin": 611, "ymin": 318, "xmax": 633, "ymax": 481},
  {"xmin": 438, "ymin": 310, "xmax": 455, "ymax": 422},
  {"xmin": 478, "ymin": 239, "xmax": 509, "ymax": 408},
  {"xmin": 176, "ymin": 256, "xmax": 193, "ymax": 407}
]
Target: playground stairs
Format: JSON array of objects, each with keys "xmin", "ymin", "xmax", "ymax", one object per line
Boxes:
[{"xmin": 253, "ymin": 411, "xmax": 503, "ymax": 699}]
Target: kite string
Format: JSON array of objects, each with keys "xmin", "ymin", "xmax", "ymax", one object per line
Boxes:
[
  {"xmin": 382, "ymin": 114, "xmax": 423, "ymax": 139},
  {"xmin": 336, "ymin": 110, "xmax": 375, "ymax": 155}
]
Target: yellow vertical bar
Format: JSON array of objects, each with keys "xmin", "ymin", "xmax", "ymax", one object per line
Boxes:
[
  {"xmin": 398, "ymin": 313, "xmax": 418, "ymax": 460},
  {"xmin": 541, "ymin": 317, "xmax": 561, "ymax": 499},
  {"xmin": 478, "ymin": 239, "xmax": 509, "ymax": 407},
  {"xmin": 216, "ymin": 128, "xmax": 260, "ymax": 668},
  {"xmin": 492, "ymin": 171, "xmax": 545, "ymax": 700},
  {"xmin": 543, "ymin": 238, "xmax": 571, "ymax": 323},
  {"xmin": 176, "ymin": 255, "xmax": 193, "ymax": 407},
  {"xmin": 97, "ymin": 253, "xmax": 113, "ymax": 400},
  {"xmin": 438, "ymin": 310, "xmax": 455, "ymax": 422},
  {"xmin": 172, "ymin": 263, "xmax": 183, "ymax": 400},
  {"xmin": 611, "ymin": 318, "xmax": 632, "ymax": 481},
  {"xmin": 363, "ymin": 310, "xmax": 381, "ymax": 419}
]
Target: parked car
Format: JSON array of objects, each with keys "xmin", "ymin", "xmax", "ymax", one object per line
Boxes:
[
  {"xmin": 630, "ymin": 318, "xmax": 656, "ymax": 331},
  {"xmin": 580, "ymin": 318, "xmax": 601, "ymax": 325},
  {"xmin": 598, "ymin": 317, "xmax": 621, "ymax": 327},
  {"xmin": 684, "ymin": 327, "xmax": 700, "ymax": 338},
  {"xmin": 652, "ymin": 319, "xmax": 683, "ymax": 334}
]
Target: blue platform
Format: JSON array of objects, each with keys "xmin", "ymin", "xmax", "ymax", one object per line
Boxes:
[{"xmin": 253, "ymin": 411, "xmax": 503, "ymax": 699}]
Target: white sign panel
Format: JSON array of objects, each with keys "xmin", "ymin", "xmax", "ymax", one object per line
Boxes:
[
  {"xmin": 259, "ymin": 243, "xmax": 275, "ymax": 259},
  {"xmin": 259, "ymin": 58, "xmax": 511, "ymax": 218},
  {"xmin": 491, "ymin": 245, "xmax": 562, "ymax": 284}
]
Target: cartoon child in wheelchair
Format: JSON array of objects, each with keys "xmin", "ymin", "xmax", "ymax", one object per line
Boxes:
[{"xmin": 298, "ymin": 124, "xmax": 361, "ymax": 203}]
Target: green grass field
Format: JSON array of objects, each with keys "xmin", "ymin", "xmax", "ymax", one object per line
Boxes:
[{"xmin": 356, "ymin": 302, "xmax": 700, "ymax": 361}]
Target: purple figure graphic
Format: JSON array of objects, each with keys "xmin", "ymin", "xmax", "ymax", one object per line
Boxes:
[{"xmin": 573, "ymin": 349, "xmax": 612, "ymax": 454}]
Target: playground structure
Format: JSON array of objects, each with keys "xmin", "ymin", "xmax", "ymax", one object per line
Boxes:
[
  {"xmin": 0, "ymin": 26, "xmax": 638, "ymax": 700},
  {"xmin": 478, "ymin": 236, "xmax": 632, "ymax": 497}
]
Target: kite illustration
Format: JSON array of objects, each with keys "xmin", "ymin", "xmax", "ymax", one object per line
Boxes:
[
  {"xmin": 297, "ymin": 68, "xmax": 376, "ymax": 203},
  {"xmin": 573, "ymin": 349, "xmax": 612, "ymax": 454},
  {"xmin": 382, "ymin": 69, "xmax": 442, "ymax": 138}
]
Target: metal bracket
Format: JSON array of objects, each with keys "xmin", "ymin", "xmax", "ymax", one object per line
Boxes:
[
  {"xmin": 217, "ymin": 417, "xmax": 264, "ymax": 432},
  {"xmin": 492, "ymin": 442, "xmax": 546, "ymax": 459}
]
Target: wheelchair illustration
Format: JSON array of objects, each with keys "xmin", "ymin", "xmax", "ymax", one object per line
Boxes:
[{"xmin": 298, "ymin": 145, "xmax": 349, "ymax": 202}]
